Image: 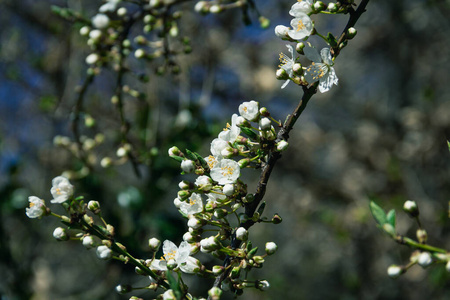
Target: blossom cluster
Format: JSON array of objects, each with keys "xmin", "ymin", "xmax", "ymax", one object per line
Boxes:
[
  {"xmin": 273, "ymin": 0, "xmax": 355, "ymax": 93},
  {"xmin": 26, "ymin": 99, "xmax": 283, "ymax": 298}
]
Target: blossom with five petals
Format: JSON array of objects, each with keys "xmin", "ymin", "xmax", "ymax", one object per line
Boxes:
[
  {"xmin": 151, "ymin": 240, "xmax": 199, "ymax": 274},
  {"xmin": 50, "ymin": 176, "xmax": 74, "ymax": 203},
  {"xmin": 303, "ymin": 46, "xmax": 338, "ymax": 93},
  {"xmin": 278, "ymin": 44, "xmax": 296, "ymax": 89}
]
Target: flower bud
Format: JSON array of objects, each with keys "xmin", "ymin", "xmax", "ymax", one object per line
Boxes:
[
  {"xmin": 208, "ymin": 287, "xmax": 222, "ymax": 300},
  {"xmin": 347, "ymin": 27, "xmax": 357, "ymax": 39},
  {"xmin": 85, "ymin": 53, "xmax": 99, "ymax": 65},
  {"xmin": 276, "ymin": 68, "xmax": 288, "ymax": 80},
  {"xmin": 115, "ymin": 284, "xmax": 132, "ymax": 294},
  {"xmin": 418, "ymin": 252, "xmax": 433, "ymax": 267},
  {"xmin": 168, "ymin": 146, "xmax": 181, "ymax": 157},
  {"xmin": 79, "ymin": 26, "xmax": 90, "ymax": 36},
  {"xmin": 212, "ymin": 265, "xmax": 224, "ymax": 275},
  {"xmin": 53, "ymin": 227, "xmax": 69, "ymax": 241},
  {"xmin": 235, "ymin": 227, "xmax": 248, "ymax": 241},
  {"xmin": 387, "ymin": 265, "xmax": 403, "ymax": 278},
  {"xmin": 188, "ymin": 216, "xmax": 203, "ymax": 229},
  {"xmin": 314, "ymin": 1, "xmax": 326, "ymax": 11},
  {"xmin": 87, "ymin": 200, "xmax": 100, "ymax": 213},
  {"xmin": 446, "ymin": 261, "xmax": 450, "ymax": 273},
  {"xmin": 296, "ymin": 42, "xmax": 305, "ymax": 54},
  {"xmin": 148, "ymin": 238, "xmax": 161, "ymax": 251},
  {"xmin": 181, "ymin": 160, "xmax": 195, "ymax": 173},
  {"xmin": 209, "ymin": 5, "xmax": 221, "ymax": 13},
  {"xmin": 327, "ymin": 2, "xmax": 338, "ymax": 12},
  {"xmin": 272, "ymin": 213, "xmax": 282, "ymax": 224},
  {"xmin": 257, "ymin": 280, "xmax": 270, "ymax": 291},
  {"xmin": 403, "ymin": 200, "xmax": 419, "ymax": 217},
  {"xmin": 96, "ymin": 245, "xmax": 112, "ymax": 260},
  {"xmin": 223, "ymin": 184, "xmax": 234, "ymax": 196},
  {"xmin": 92, "ymin": 14, "xmax": 110, "ymax": 29},
  {"xmin": 276, "ymin": 140, "xmax": 289, "ymax": 151},
  {"xmin": 82, "ymin": 235, "xmax": 96, "ymax": 249},
  {"xmin": 230, "ymin": 266, "xmax": 241, "ymax": 278},
  {"xmin": 117, "ymin": 7, "xmax": 127, "ymax": 17},
  {"xmin": 265, "ymin": 242, "xmax": 278, "ymax": 255},
  {"xmin": 416, "ymin": 229, "xmax": 428, "ymax": 243},
  {"xmin": 238, "ymin": 158, "xmax": 250, "ymax": 169},
  {"xmin": 274, "ymin": 25, "xmax": 289, "ymax": 39}
]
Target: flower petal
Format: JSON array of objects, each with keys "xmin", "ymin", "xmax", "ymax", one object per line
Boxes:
[
  {"xmin": 320, "ymin": 48, "xmax": 333, "ymax": 66},
  {"xmin": 318, "ymin": 67, "xmax": 338, "ymax": 93},
  {"xmin": 303, "ymin": 46, "xmax": 321, "ymax": 63}
]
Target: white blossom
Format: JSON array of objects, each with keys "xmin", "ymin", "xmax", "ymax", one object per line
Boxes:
[
  {"xmin": 180, "ymin": 193, "xmax": 203, "ymax": 215},
  {"xmin": 304, "ymin": 46, "xmax": 338, "ymax": 93},
  {"xmin": 204, "ymin": 154, "xmax": 220, "ymax": 169},
  {"xmin": 278, "ymin": 45, "xmax": 295, "ymax": 89},
  {"xmin": 238, "ymin": 100, "xmax": 259, "ymax": 121},
  {"xmin": 289, "ymin": 0, "xmax": 314, "ymax": 15},
  {"xmin": 288, "ymin": 12, "xmax": 313, "ymax": 40},
  {"xmin": 50, "ymin": 176, "xmax": 74, "ymax": 204},
  {"xmin": 151, "ymin": 240, "xmax": 200, "ymax": 273},
  {"xmin": 210, "ymin": 138, "xmax": 228, "ymax": 158},
  {"xmin": 218, "ymin": 114, "xmax": 240, "ymax": 143},
  {"xmin": 210, "ymin": 159, "xmax": 240, "ymax": 185},
  {"xmin": 25, "ymin": 196, "xmax": 45, "ymax": 218}
]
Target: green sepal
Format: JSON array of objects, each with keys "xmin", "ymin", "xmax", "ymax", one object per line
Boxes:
[
  {"xmin": 239, "ymin": 126, "xmax": 258, "ymax": 140},
  {"xmin": 195, "ymin": 153, "xmax": 209, "ymax": 170},
  {"xmin": 184, "ymin": 149, "xmax": 198, "ymax": 161},
  {"xmin": 170, "ymin": 155, "xmax": 184, "ymax": 163},
  {"xmin": 327, "ymin": 32, "xmax": 337, "ymax": 48},
  {"xmin": 247, "ymin": 247, "xmax": 258, "ymax": 259},
  {"xmin": 246, "ymin": 241, "xmax": 253, "ymax": 253},
  {"xmin": 257, "ymin": 201, "xmax": 266, "ymax": 216},
  {"xmin": 369, "ymin": 201, "xmax": 387, "ymax": 226},
  {"xmin": 386, "ymin": 209, "xmax": 396, "ymax": 229},
  {"xmin": 166, "ymin": 271, "xmax": 183, "ymax": 300}
]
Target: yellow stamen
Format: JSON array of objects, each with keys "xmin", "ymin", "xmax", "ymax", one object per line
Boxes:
[
  {"xmin": 296, "ymin": 20, "xmax": 305, "ymax": 31},
  {"xmin": 161, "ymin": 249, "xmax": 177, "ymax": 261}
]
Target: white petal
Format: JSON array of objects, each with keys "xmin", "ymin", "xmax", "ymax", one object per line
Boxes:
[
  {"xmin": 176, "ymin": 241, "xmax": 191, "ymax": 264},
  {"xmin": 281, "ymin": 79, "xmax": 290, "ymax": 89},
  {"xmin": 303, "ymin": 46, "xmax": 321, "ymax": 63},
  {"xmin": 318, "ymin": 68, "xmax": 338, "ymax": 93},
  {"xmin": 163, "ymin": 240, "xmax": 177, "ymax": 255},
  {"xmin": 320, "ymin": 48, "xmax": 333, "ymax": 66},
  {"xmin": 180, "ymin": 256, "xmax": 200, "ymax": 274}
]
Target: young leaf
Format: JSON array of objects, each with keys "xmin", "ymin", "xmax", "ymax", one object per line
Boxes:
[
  {"xmin": 369, "ymin": 201, "xmax": 387, "ymax": 226},
  {"xmin": 386, "ymin": 209, "xmax": 396, "ymax": 229},
  {"xmin": 184, "ymin": 149, "xmax": 198, "ymax": 161}
]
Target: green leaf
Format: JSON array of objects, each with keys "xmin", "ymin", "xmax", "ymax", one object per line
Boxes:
[
  {"xmin": 369, "ymin": 201, "xmax": 387, "ymax": 226},
  {"xmin": 386, "ymin": 209, "xmax": 396, "ymax": 229},
  {"xmin": 447, "ymin": 140, "xmax": 450, "ymax": 153},
  {"xmin": 166, "ymin": 271, "xmax": 181, "ymax": 298}
]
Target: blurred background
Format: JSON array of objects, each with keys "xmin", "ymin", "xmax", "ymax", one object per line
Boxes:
[{"xmin": 1, "ymin": 0, "xmax": 450, "ymax": 299}]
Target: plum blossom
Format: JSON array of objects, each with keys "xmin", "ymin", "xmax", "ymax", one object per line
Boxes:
[
  {"xmin": 218, "ymin": 114, "xmax": 240, "ymax": 143},
  {"xmin": 304, "ymin": 46, "xmax": 338, "ymax": 93},
  {"xmin": 278, "ymin": 44, "xmax": 295, "ymax": 89},
  {"xmin": 238, "ymin": 100, "xmax": 259, "ymax": 121},
  {"xmin": 290, "ymin": 0, "xmax": 314, "ymax": 15},
  {"xmin": 288, "ymin": 12, "xmax": 313, "ymax": 40},
  {"xmin": 151, "ymin": 240, "xmax": 199, "ymax": 274},
  {"xmin": 210, "ymin": 159, "xmax": 240, "ymax": 185},
  {"xmin": 25, "ymin": 196, "xmax": 45, "ymax": 218},
  {"xmin": 50, "ymin": 176, "xmax": 74, "ymax": 203},
  {"xmin": 180, "ymin": 193, "xmax": 203, "ymax": 215}
]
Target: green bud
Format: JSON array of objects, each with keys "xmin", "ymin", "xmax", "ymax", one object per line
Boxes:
[
  {"xmin": 347, "ymin": 27, "xmax": 357, "ymax": 39},
  {"xmin": 230, "ymin": 266, "xmax": 241, "ymax": 278},
  {"xmin": 296, "ymin": 42, "xmax": 305, "ymax": 54},
  {"xmin": 416, "ymin": 229, "xmax": 427, "ymax": 243},
  {"xmin": 258, "ymin": 16, "xmax": 270, "ymax": 29},
  {"xmin": 272, "ymin": 214, "xmax": 282, "ymax": 224}
]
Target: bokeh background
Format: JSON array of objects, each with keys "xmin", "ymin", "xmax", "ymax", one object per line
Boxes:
[{"xmin": 1, "ymin": 0, "xmax": 450, "ymax": 299}]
